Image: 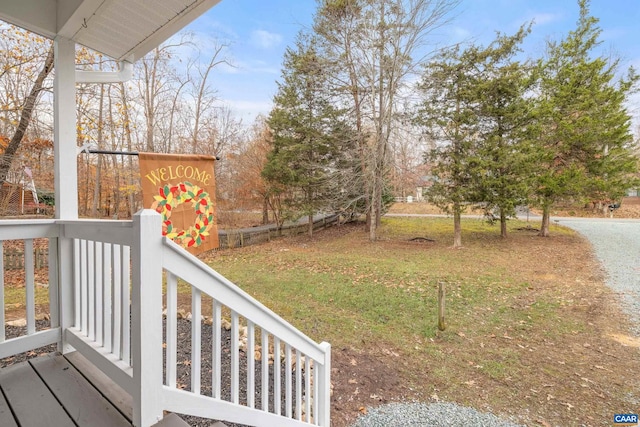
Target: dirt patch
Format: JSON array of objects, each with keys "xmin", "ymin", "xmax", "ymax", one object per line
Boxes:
[
  {"xmin": 608, "ymin": 333, "xmax": 640, "ymax": 348},
  {"xmin": 331, "ymin": 347, "xmax": 416, "ymax": 426}
]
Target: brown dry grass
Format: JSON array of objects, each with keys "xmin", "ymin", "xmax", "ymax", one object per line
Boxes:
[{"xmin": 388, "ymin": 197, "xmax": 640, "ymax": 219}]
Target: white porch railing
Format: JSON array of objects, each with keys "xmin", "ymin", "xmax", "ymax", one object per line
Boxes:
[
  {"xmin": 0, "ymin": 219, "xmax": 60, "ymax": 360},
  {"xmin": 0, "ymin": 210, "xmax": 331, "ymax": 427}
]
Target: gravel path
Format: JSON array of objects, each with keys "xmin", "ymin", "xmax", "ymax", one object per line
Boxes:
[
  {"xmin": 352, "ymin": 217, "xmax": 640, "ymax": 427},
  {"xmin": 351, "ymin": 402, "xmax": 524, "ymax": 427},
  {"xmin": 556, "ymin": 218, "xmax": 640, "ymax": 335}
]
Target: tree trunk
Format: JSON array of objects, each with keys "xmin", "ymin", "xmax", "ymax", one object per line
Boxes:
[
  {"xmin": 112, "ymin": 156, "xmax": 120, "ymax": 218},
  {"xmin": 0, "ymin": 45, "xmax": 54, "ymax": 186},
  {"xmin": 500, "ymin": 208, "xmax": 507, "ymax": 238},
  {"xmin": 143, "ymin": 49, "xmax": 159, "ymax": 152},
  {"xmin": 82, "ymin": 155, "xmax": 90, "ymax": 215},
  {"xmin": 308, "ymin": 213, "xmax": 313, "ymax": 237},
  {"xmin": 369, "ymin": 174, "xmax": 382, "ymax": 241},
  {"xmin": 107, "ymin": 91, "xmax": 121, "ymax": 218},
  {"xmin": 453, "ymin": 202, "xmax": 462, "ymax": 248},
  {"xmin": 539, "ymin": 205, "xmax": 551, "ymax": 237},
  {"xmin": 262, "ymin": 197, "xmax": 269, "ymax": 224}
]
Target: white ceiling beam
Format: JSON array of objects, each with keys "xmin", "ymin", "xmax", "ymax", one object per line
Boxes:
[
  {"xmin": 0, "ymin": 0, "xmax": 57, "ymax": 37},
  {"xmin": 76, "ymin": 60, "xmax": 133, "ymax": 83}
]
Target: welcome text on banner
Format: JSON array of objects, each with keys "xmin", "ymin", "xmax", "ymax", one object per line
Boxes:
[{"xmin": 139, "ymin": 152, "xmax": 219, "ymax": 254}]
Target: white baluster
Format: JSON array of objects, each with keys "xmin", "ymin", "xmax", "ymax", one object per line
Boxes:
[
  {"xmin": 87, "ymin": 241, "xmax": 95, "ymax": 340},
  {"xmin": 79, "ymin": 239, "xmax": 87, "ymax": 333},
  {"xmin": 166, "ymin": 272, "xmax": 177, "ymax": 387},
  {"xmin": 274, "ymin": 336, "xmax": 281, "ymax": 415},
  {"xmin": 121, "ymin": 245, "xmax": 130, "ymax": 365},
  {"xmin": 261, "ymin": 329, "xmax": 269, "ymax": 412},
  {"xmin": 212, "ymin": 300, "xmax": 222, "ymax": 399},
  {"xmin": 103, "ymin": 243, "xmax": 112, "ymax": 352},
  {"xmin": 231, "ymin": 310, "xmax": 239, "ymax": 404},
  {"xmin": 191, "ymin": 288, "xmax": 201, "ymax": 394},
  {"xmin": 112, "ymin": 244, "xmax": 122, "ymax": 359},
  {"xmin": 25, "ymin": 239, "xmax": 35, "ymax": 335},
  {"xmin": 247, "ymin": 320, "xmax": 255, "ymax": 408},
  {"xmin": 295, "ymin": 351, "xmax": 302, "ymax": 420},
  {"xmin": 285, "ymin": 343, "xmax": 292, "ymax": 418},
  {"xmin": 95, "ymin": 242, "xmax": 103, "ymax": 345}
]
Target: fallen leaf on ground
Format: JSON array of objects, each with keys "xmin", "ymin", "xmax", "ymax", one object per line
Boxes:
[{"xmin": 560, "ymin": 402, "xmax": 574, "ymax": 410}]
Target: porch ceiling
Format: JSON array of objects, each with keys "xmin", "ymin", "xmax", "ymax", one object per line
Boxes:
[{"xmin": 0, "ymin": 0, "xmax": 222, "ymax": 62}]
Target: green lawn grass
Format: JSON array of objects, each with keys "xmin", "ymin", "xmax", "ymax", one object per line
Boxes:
[{"xmin": 204, "ymin": 216, "xmax": 573, "ymax": 356}]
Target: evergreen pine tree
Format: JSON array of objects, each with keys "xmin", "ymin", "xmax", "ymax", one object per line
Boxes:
[
  {"xmin": 263, "ymin": 34, "xmax": 353, "ymax": 236},
  {"xmin": 416, "ymin": 44, "xmax": 480, "ymax": 248},
  {"xmin": 532, "ymin": 0, "xmax": 639, "ymax": 236},
  {"xmin": 469, "ymin": 25, "xmax": 536, "ymax": 238}
]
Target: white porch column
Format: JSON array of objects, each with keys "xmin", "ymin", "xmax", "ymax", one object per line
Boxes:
[
  {"xmin": 53, "ymin": 36, "xmax": 78, "ymax": 220},
  {"xmin": 53, "ymin": 37, "xmax": 77, "ymax": 353},
  {"xmin": 131, "ymin": 210, "xmax": 164, "ymax": 426}
]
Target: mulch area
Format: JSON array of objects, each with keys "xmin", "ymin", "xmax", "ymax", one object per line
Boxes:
[
  {"xmin": 168, "ymin": 318, "xmax": 306, "ymax": 427},
  {"xmin": 1, "ymin": 318, "xmax": 309, "ymax": 427}
]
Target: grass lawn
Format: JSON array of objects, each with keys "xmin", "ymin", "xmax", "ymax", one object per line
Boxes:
[
  {"xmin": 201, "ymin": 215, "xmax": 640, "ymax": 427},
  {"xmin": 2, "ymin": 213, "xmax": 637, "ymax": 426}
]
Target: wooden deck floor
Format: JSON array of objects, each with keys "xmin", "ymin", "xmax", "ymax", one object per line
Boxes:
[{"xmin": 0, "ymin": 352, "xmax": 133, "ymax": 427}]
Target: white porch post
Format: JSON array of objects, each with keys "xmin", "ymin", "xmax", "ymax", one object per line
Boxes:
[
  {"xmin": 53, "ymin": 36, "xmax": 78, "ymax": 220},
  {"xmin": 54, "ymin": 37, "xmax": 77, "ymax": 353},
  {"xmin": 317, "ymin": 342, "xmax": 332, "ymax": 427},
  {"xmin": 131, "ymin": 210, "xmax": 164, "ymax": 426}
]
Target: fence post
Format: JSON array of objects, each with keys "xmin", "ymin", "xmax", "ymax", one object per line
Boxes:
[
  {"xmin": 438, "ymin": 282, "xmax": 446, "ymax": 331},
  {"xmin": 317, "ymin": 341, "xmax": 332, "ymax": 427},
  {"xmin": 131, "ymin": 209, "xmax": 164, "ymax": 427}
]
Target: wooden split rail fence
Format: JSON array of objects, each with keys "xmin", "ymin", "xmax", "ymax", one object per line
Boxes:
[
  {"xmin": 1, "ymin": 214, "xmax": 341, "ymax": 268},
  {"xmin": 218, "ymin": 215, "xmax": 340, "ymax": 250},
  {"xmin": 3, "ymin": 247, "xmax": 48, "ymax": 270}
]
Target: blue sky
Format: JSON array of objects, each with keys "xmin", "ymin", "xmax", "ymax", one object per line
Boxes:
[{"xmin": 185, "ymin": 0, "xmax": 640, "ymax": 125}]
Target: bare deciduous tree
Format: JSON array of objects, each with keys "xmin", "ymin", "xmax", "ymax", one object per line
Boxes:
[
  {"xmin": 0, "ymin": 41, "xmax": 54, "ymax": 186},
  {"xmin": 314, "ymin": 0, "xmax": 460, "ymax": 240}
]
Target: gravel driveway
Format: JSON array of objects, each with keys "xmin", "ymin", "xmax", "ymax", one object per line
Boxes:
[{"xmin": 556, "ymin": 217, "xmax": 640, "ymax": 335}]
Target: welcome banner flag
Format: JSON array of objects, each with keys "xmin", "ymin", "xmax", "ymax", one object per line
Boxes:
[{"xmin": 139, "ymin": 152, "xmax": 219, "ymax": 254}]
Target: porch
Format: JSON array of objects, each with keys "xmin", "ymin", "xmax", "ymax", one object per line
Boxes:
[
  {"xmin": 1, "ymin": 352, "xmax": 135, "ymax": 427},
  {"xmin": 0, "ymin": 212, "xmax": 331, "ymax": 426}
]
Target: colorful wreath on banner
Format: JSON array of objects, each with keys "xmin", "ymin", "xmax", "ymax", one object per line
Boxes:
[{"xmin": 151, "ymin": 182, "xmax": 215, "ymax": 248}]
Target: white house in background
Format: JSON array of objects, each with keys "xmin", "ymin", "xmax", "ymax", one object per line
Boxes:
[{"xmin": 0, "ymin": 2, "xmax": 331, "ymax": 426}]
